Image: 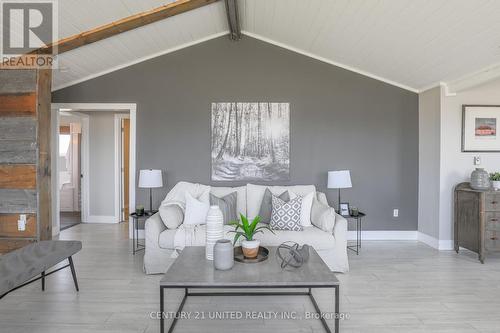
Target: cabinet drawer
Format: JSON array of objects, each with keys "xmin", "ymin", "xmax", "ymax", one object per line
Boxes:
[
  {"xmin": 485, "ymin": 230, "xmax": 500, "ymax": 251},
  {"xmin": 485, "ymin": 212, "xmax": 500, "ymax": 231},
  {"xmin": 485, "ymin": 193, "xmax": 500, "ymax": 211}
]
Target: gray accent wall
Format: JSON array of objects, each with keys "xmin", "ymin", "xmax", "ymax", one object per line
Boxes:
[{"xmin": 53, "ymin": 36, "xmax": 418, "ymax": 231}]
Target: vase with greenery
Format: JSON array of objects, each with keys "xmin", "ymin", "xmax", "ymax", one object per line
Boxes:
[
  {"xmin": 229, "ymin": 214, "xmax": 274, "ymax": 258},
  {"xmin": 490, "ymin": 172, "xmax": 500, "ymax": 191}
]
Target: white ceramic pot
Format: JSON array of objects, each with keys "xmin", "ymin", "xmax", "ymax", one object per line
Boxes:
[
  {"xmin": 492, "ymin": 181, "xmax": 500, "ymax": 191},
  {"xmin": 241, "ymin": 239, "xmax": 260, "ymax": 259}
]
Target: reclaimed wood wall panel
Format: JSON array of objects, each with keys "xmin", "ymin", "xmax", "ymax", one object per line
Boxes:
[
  {"xmin": 0, "ymin": 189, "xmax": 37, "ymax": 213},
  {"xmin": 36, "ymin": 68, "xmax": 52, "ymax": 240},
  {"xmin": 0, "ymin": 214, "xmax": 36, "ymax": 237},
  {"xmin": 0, "ymin": 140, "xmax": 37, "ymax": 164},
  {"xmin": 0, "ymin": 93, "xmax": 37, "ymax": 116},
  {"xmin": 0, "ymin": 68, "xmax": 52, "ymax": 253},
  {"xmin": 0, "ymin": 239, "xmax": 35, "ymax": 254},
  {"xmin": 0, "ymin": 69, "xmax": 36, "ymax": 93},
  {"xmin": 0, "ymin": 117, "xmax": 37, "ymax": 140},
  {"xmin": 0, "ymin": 165, "xmax": 36, "ymax": 189}
]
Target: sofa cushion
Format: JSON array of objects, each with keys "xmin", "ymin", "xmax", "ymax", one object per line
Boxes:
[
  {"xmin": 270, "ymin": 195, "xmax": 303, "ymax": 231},
  {"xmin": 210, "ymin": 186, "xmax": 247, "ymax": 216},
  {"xmin": 259, "ymin": 188, "xmax": 290, "ymax": 224},
  {"xmin": 247, "ymin": 184, "xmax": 316, "ymax": 220},
  {"xmin": 210, "ymin": 192, "xmax": 238, "ymax": 224},
  {"xmin": 254, "ymin": 225, "xmax": 335, "ymax": 251}
]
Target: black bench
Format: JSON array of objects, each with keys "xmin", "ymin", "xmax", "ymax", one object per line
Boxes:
[{"xmin": 0, "ymin": 240, "xmax": 82, "ymax": 299}]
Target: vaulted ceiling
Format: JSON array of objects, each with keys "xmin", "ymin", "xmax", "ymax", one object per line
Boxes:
[{"xmin": 53, "ymin": 0, "xmax": 500, "ymax": 92}]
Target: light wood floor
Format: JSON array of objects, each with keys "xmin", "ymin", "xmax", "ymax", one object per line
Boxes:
[{"xmin": 1, "ymin": 223, "xmax": 500, "ymax": 333}]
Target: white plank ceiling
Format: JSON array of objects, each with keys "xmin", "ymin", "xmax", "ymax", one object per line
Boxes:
[{"xmin": 53, "ymin": 0, "xmax": 500, "ymax": 92}]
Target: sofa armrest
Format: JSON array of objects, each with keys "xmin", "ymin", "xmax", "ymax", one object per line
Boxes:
[{"xmin": 145, "ymin": 213, "xmax": 166, "ymax": 250}]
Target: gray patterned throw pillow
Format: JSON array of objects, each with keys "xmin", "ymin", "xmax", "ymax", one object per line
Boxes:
[
  {"xmin": 270, "ymin": 195, "xmax": 303, "ymax": 231},
  {"xmin": 210, "ymin": 192, "xmax": 238, "ymax": 224},
  {"xmin": 259, "ymin": 188, "xmax": 290, "ymax": 224}
]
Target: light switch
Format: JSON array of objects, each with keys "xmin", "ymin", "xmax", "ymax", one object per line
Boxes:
[
  {"xmin": 17, "ymin": 214, "xmax": 26, "ymax": 231},
  {"xmin": 474, "ymin": 156, "xmax": 481, "ymax": 165},
  {"xmin": 393, "ymin": 209, "xmax": 399, "ymax": 218}
]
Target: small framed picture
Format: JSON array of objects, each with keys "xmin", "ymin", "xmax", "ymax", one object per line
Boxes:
[
  {"xmin": 462, "ymin": 105, "xmax": 500, "ymax": 152},
  {"xmin": 339, "ymin": 203, "xmax": 350, "ymax": 216}
]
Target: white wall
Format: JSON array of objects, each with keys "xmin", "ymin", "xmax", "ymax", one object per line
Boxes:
[
  {"xmin": 439, "ymin": 77, "xmax": 500, "ymax": 244},
  {"xmin": 418, "ymin": 87, "xmax": 441, "ymax": 242}
]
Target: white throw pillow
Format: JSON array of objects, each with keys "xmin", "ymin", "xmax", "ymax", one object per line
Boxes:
[
  {"xmin": 311, "ymin": 197, "xmax": 336, "ymax": 233},
  {"xmin": 184, "ymin": 191, "xmax": 210, "ymax": 225},
  {"xmin": 290, "ymin": 191, "xmax": 315, "ymax": 227}
]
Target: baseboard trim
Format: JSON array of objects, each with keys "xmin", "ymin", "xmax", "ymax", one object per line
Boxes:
[
  {"xmin": 417, "ymin": 232, "xmax": 454, "ymax": 250},
  {"xmin": 346, "ymin": 231, "xmax": 454, "ymax": 250},
  {"xmin": 85, "ymin": 215, "xmax": 118, "ymax": 223},
  {"xmin": 348, "ymin": 230, "xmax": 417, "ymax": 241}
]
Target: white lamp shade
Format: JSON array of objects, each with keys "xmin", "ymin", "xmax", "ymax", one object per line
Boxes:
[
  {"xmin": 328, "ymin": 170, "xmax": 352, "ymax": 189},
  {"xmin": 138, "ymin": 169, "xmax": 163, "ymax": 188}
]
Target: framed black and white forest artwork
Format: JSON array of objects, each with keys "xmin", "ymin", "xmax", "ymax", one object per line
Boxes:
[
  {"xmin": 211, "ymin": 102, "xmax": 290, "ymax": 181},
  {"xmin": 462, "ymin": 105, "xmax": 500, "ymax": 152}
]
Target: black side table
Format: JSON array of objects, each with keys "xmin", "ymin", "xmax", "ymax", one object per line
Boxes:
[
  {"xmin": 343, "ymin": 212, "xmax": 365, "ymax": 255},
  {"xmin": 130, "ymin": 211, "xmax": 157, "ymax": 255}
]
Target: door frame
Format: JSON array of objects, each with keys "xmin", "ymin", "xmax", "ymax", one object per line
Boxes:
[
  {"xmin": 114, "ymin": 113, "xmax": 130, "ymax": 222},
  {"xmin": 51, "ymin": 103, "xmax": 137, "ymax": 238}
]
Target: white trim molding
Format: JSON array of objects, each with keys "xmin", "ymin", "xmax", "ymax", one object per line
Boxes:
[
  {"xmin": 417, "ymin": 232, "xmax": 454, "ymax": 250},
  {"xmin": 86, "ymin": 215, "xmax": 118, "ymax": 224},
  {"xmin": 347, "ymin": 230, "xmax": 454, "ymax": 250}
]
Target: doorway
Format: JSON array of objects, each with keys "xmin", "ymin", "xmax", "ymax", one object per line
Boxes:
[
  {"xmin": 58, "ymin": 116, "xmax": 83, "ymax": 230},
  {"xmin": 51, "ymin": 103, "xmax": 137, "ymax": 238},
  {"xmin": 116, "ymin": 114, "xmax": 131, "ymax": 222}
]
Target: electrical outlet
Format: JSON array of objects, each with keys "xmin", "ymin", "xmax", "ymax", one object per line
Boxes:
[
  {"xmin": 393, "ymin": 209, "xmax": 399, "ymax": 218},
  {"xmin": 17, "ymin": 214, "xmax": 27, "ymax": 231},
  {"xmin": 474, "ymin": 156, "xmax": 481, "ymax": 165}
]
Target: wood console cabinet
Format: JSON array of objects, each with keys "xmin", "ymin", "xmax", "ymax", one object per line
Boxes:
[{"xmin": 454, "ymin": 182, "xmax": 500, "ymax": 263}]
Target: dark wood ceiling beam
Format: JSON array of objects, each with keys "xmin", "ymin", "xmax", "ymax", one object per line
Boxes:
[
  {"xmin": 224, "ymin": 0, "xmax": 241, "ymax": 40},
  {"xmin": 38, "ymin": 0, "xmax": 220, "ymax": 55}
]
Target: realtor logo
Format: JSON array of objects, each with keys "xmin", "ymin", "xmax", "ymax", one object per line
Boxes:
[{"xmin": 1, "ymin": 0, "xmax": 57, "ymax": 68}]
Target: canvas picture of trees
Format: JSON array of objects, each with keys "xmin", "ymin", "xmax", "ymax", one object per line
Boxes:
[{"xmin": 211, "ymin": 102, "xmax": 290, "ymax": 181}]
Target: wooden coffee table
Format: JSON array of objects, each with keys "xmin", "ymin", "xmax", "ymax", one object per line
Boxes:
[{"xmin": 159, "ymin": 246, "xmax": 340, "ymax": 333}]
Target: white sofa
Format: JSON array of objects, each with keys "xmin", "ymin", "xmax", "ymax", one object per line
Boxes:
[{"xmin": 144, "ymin": 183, "xmax": 349, "ymax": 274}]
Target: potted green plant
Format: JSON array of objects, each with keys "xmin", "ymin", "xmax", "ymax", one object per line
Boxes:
[
  {"xmin": 490, "ymin": 172, "xmax": 500, "ymax": 191},
  {"xmin": 229, "ymin": 214, "xmax": 274, "ymax": 258}
]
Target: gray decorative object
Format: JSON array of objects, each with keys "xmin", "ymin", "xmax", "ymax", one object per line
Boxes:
[
  {"xmin": 211, "ymin": 102, "xmax": 290, "ymax": 181},
  {"xmin": 259, "ymin": 188, "xmax": 290, "ymax": 224},
  {"xmin": 471, "ymin": 168, "xmax": 490, "ymax": 190},
  {"xmin": 270, "ymin": 195, "xmax": 303, "ymax": 231},
  {"xmin": 276, "ymin": 241, "xmax": 310, "ymax": 270},
  {"xmin": 210, "ymin": 192, "xmax": 238, "ymax": 224},
  {"xmin": 213, "ymin": 239, "xmax": 234, "ymax": 270}
]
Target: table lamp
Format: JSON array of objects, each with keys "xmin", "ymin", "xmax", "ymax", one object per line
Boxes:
[
  {"xmin": 138, "ymin": 169, "xmax": 163, "ymax": 213},
  {"xmin": 328, "ymin": 170, "xmax": 352, "ymax": 211}
]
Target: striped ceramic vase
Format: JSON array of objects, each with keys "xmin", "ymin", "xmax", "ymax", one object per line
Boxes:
[{"xmin": 206, "ymin": 206, "xmax": 224, "ymax": 260}]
